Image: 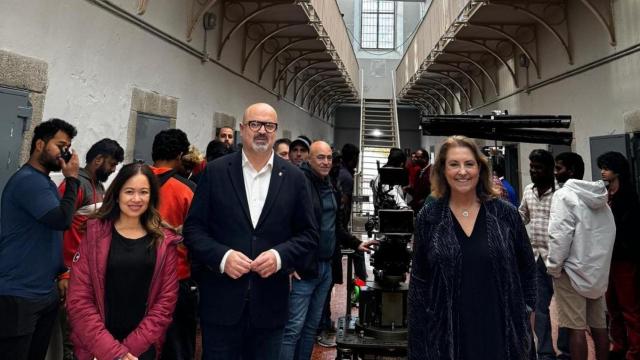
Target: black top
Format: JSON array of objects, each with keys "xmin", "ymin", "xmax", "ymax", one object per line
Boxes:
[
  {"xmin": 452, "ymin": 206, "xmax": 505, "ymax": 360},
  {"xmin": 105, "ymin": 228, "xmax": 156, "ymax": 359}
]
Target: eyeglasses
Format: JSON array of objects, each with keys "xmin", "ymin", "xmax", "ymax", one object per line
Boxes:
[
  {"xmin": 245, "ymin": 121, "xmax": 278, "ymax": 133},
  {"xmin": 315, "ymin": 155, "xmax": 333, "ymax": 162}
]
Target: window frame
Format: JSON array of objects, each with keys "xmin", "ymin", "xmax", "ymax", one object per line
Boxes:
[{"xmin": 360, "ymin": 0, "xmax": 396, "ymax": 50}]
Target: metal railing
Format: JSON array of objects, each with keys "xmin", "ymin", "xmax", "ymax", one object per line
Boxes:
[
  {"xmin": 394, "ymin": 0, "xmax": 473, "ymax": 98},
  {"xmin": 354, "ymin": 68, "xmax": 365, "ymax": 215},
  {"xmin": 391, "ymin": 70, "xmax": 401, "ymax": 148},
  {"xmin": 309, "ymin": 0, "xmax": 360, "ymax": 96}
]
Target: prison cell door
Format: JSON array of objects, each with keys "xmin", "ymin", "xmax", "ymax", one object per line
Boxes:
[
  {"xmin": 133, "ymin": 113, "xmax": 170, "ymax": 165},
  {"xmin": 0, "ymin": 86, "xmax": 31, "ymax": 198},
  {"xmin": 589, "ymin": 134, "xmax": 629, "ymax": 181}
]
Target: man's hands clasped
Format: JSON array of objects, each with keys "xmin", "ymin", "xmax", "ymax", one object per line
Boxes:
[{"xmin": 223, "ymin": 250, "xmax": 278, "ymax": 279}]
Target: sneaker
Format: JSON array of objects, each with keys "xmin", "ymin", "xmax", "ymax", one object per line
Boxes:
[{"xmin": 317, "ymin": 332, "xmax": 337, "ymax": 348}]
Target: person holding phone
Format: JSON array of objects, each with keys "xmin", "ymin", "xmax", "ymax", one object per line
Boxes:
[{"xmin": 0, "ymin": 118, "xmax": 80, "ymax": 360}]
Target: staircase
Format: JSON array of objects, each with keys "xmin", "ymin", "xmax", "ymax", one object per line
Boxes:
[{"xmin": 357, "ymin": 98, "xmax": 400, "ymax": 214}]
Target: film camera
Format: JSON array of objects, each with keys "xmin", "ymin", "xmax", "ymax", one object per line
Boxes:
[{"xmin": 336, "ymin": 165, "xmax": 414, "ymax": 359}]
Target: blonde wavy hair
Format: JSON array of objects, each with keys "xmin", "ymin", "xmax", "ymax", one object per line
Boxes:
[{"xmin": 430, "ymin": 136, "xmax": 500, "ymax": 201}]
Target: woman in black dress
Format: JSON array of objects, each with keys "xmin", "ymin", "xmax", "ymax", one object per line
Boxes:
[{"xmin": 408, "ymin": 136, "xmax": 536, "ymax": 360}]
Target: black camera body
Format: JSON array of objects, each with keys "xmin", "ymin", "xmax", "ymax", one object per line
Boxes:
[
  {"xmin": 366, "ymin": 166, "xmax": 413, "ymax": 285},
  {"xmin": 336, "ymin": 164, "xmax": 414, "ymax": 358}
]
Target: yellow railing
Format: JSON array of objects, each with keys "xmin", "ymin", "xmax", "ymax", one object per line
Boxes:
[
  {"xmin": 395, "ymin": 0, "xmax": 472, "ymax": 97},
  {"xmin": 310, "ymin": 0, "xmax": 360, "ymax": 97}
]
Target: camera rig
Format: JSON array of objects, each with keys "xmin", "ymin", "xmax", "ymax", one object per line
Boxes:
[{"xmin": 336, "ymin": 165, "xmax": 414, "ymax": 359}]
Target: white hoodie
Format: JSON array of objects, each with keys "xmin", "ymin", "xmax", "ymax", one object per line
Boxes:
[{"xmin": 547, "ymin": 179, "xmax": 616, "ymax": 299}]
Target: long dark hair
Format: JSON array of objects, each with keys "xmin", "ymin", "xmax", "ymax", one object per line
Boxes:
[{"xmin": 93, "ymin": 162, "xmax": 164, "ymax": 245}]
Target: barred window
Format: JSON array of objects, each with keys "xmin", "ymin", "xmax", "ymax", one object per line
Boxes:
[{"xmin": 361, "ymin": 0, "xmax": 395, "ymax": 49}]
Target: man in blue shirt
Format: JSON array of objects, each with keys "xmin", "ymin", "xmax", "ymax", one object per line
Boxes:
[{"xmin": 0, "ymin": 118, "xmax": 79, "ymax": 360}]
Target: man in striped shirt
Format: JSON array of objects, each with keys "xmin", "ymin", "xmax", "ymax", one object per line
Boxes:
[{"xmin": 519, "ymin": 149, "xmax": 569, "ymax": 360}]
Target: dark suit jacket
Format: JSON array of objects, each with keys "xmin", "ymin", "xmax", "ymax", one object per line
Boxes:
[
  {"xmin": 298, "ymin": 163, "xmax": 361, "ymax": 282},
  {"xmin": 183, "ymin": 152, "xmax": 318, "ymax": 328}
]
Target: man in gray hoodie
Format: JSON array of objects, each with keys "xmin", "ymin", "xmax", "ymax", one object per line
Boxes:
[{"xmin": 547, "ymin": 152, "xmax": 615, "ymax": 360}]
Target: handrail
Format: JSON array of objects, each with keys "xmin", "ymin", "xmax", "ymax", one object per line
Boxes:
[
  {"xmin": 391, "ymin": 70, "xmax": 401, "ymax": 148},
  {"xmin": 355, "ymin": 68, "xmax": 365, "ymax": 215},
  {"xmin": 394, "ymin": 0, "xmax": 473, "ymax": 99},
  {"xmin": 309, "ymin": 0, "xmax": 360, "ymax": 98}
]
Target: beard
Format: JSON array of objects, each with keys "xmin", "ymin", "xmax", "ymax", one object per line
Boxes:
[
  {"xmin": 251, "ymin": 136, "xmax": 270, "ymax": 153},
  {"xmin": 95, "ymin": 167, "xmax": 111, "ymax": 183},
  {"xmin": 40, "ymin": 151, "xmax": 62, "ymax": 172}
]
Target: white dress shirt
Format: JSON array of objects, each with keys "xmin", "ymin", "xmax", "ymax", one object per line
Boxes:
[{"xmin": 219, "ymin": 150, "xmax": 281, "ymax": 273}]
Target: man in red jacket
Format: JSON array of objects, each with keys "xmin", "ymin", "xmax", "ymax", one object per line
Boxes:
[
  {"xmin": 58, "ymin": 138, "xmax": 123, "ymax": 359},
  {"xmin": 149, "ymin": 129, "xmax": 197, "ymax": 360}
]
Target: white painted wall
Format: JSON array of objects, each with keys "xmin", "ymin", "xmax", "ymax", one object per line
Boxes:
[
  {"xmin": 0, "ymin": 0, "xmax": 333, "ymax": 175},
  {"xmin": 410, "ymin": 1, "xmax": 640, "ymax": 192},
  {"xmin": 465, "ymin": 0, "xmax": 640, "ymax": 187}
]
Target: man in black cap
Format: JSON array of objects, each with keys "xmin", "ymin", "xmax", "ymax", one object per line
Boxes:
[{"xmin": 290, "ymin": 136, "xmax": 311, "ymax": 167}]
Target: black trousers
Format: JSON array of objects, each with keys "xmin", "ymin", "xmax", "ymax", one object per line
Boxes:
[
  {"xmin": 200, "ymin": 303, "xmax": 283, "ymax": 360},
  {"xmin": 0, "ymin": 294, "xmax": 59, "ymax": 360},
  {"xmin": 160, "ymin": 279, "xmax": 198, "ymax": 360}
]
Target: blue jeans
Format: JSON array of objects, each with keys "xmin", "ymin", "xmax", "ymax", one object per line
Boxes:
[
  {"xmin": 535, "ymin": 257, "xmax": 570, "ymax": 359},
  {"xmin": 281, "ymin": 261, "xmax": 333, "ymax": 360}
]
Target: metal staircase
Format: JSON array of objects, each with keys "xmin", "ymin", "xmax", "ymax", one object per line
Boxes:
[{"xmin": 356, "ymin": 97, "xmax": 401, "ymax": 214}]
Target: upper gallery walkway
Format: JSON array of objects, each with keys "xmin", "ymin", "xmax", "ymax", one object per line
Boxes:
[{"xmin": 395, "ymin": 0, "xmax": 617, "ymax": 115}]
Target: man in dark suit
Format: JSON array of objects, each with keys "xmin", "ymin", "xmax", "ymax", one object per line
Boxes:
[{"xmin": 184, "ymin": 103, "xmax": 318, "ymax": 360}]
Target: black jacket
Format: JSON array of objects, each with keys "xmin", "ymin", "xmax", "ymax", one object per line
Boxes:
[
  {"xmin": 184, "ymin": 152, "xmax": 318, "ymax": 328},
  {"xmin": 408, "ymin": 197, "xmax": 536, "ymax": 360},
  {"xmin": 298, "ymin": 163, "xmax": 361, "ymax": 281},
  {"xmin": 609, "ymin": 187, "xmax": 640, "ymax": 261}
]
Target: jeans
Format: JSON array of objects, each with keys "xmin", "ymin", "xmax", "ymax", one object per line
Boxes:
[
  {"xmin": 201, "ymin": 304, "xmax": 283, "ymax": 360},
  {"xmin": 318, "ymin": 284, "xmax": 334, "ymax": 332},
  {"xmin": 535, "ymin": 257, "xmax": 570, "ymax": 359},
  {"xmin": 281, "ymin": 261, "xmax": 333, "ymax": 360}
]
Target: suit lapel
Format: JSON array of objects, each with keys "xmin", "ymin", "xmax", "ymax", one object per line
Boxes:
[
  {"xmin": 255, "ymin": 159, "xmax": 285, "ymax": 230},
  {"xmin": 227, "ymin": 152, "xmax": 253, "ymax": 229}
]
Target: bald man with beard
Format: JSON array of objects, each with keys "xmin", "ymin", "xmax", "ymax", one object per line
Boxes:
[
  {"xmin": 281, "ymin": 141, "xmax": 376, "ymax": 360},
  {"xmin": 184, "ymin": 103, "xmax": 318, "ymax": 360}
]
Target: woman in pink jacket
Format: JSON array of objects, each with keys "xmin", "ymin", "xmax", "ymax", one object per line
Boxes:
[{"xmin": 67, "ymin": 162, "xmax": 180, "ymax": 360}]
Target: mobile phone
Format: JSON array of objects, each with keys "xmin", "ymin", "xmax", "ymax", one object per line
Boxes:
[{"xmin": 60, "ymin": 147, "xmax": 72, "ymax": 163}]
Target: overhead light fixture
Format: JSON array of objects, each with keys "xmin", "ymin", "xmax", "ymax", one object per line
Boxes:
[{"xmin": 371, "ymin": 129, "xmax": 383, "ymax": 137}]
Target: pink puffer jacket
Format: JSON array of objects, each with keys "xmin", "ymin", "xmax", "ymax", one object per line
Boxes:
[{"xmin": 66, "ymin": 219, "xmax": 180, "ymax": 360}]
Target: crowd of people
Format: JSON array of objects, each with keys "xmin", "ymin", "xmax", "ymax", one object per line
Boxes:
[{"xmin": 0, "ymin": 102, "xmax": 638, "ymax": 360}]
